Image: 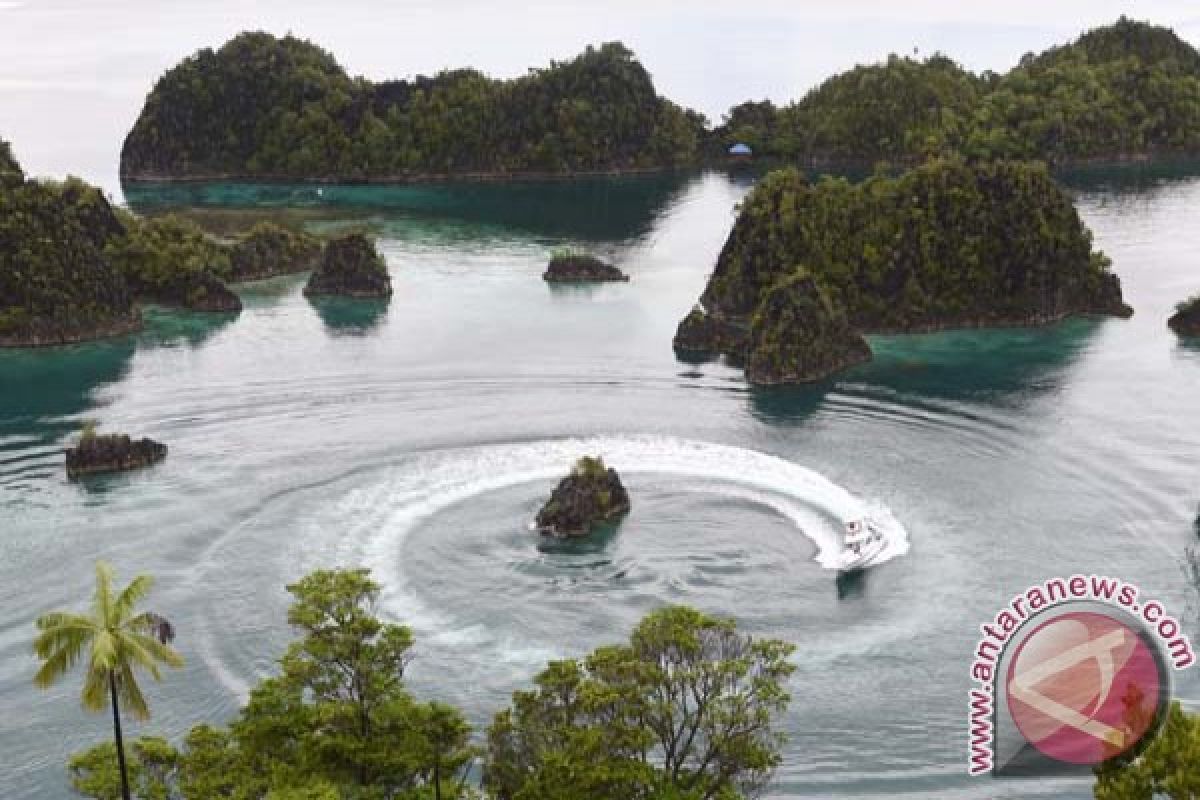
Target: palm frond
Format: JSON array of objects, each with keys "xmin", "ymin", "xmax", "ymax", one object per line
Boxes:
[
  {"xmin": 113, "ymin": 575, "xmax": 155, "ymax": 625},
  {"xmin": 33, "ymin": 614, "xmax": 97, "ymax": 659},
  {"xmin": 124, "ymin": 629, "xmax": 184, "ymax": 671},
  {"xmin": 91, "ymin": 561, "xmax": 116, "ymax": 627},
  {"xmin": 81, "ymin": 664, "xmax": 110, "ymax": 713},
  {"xmin": 91, "ymin": 630, "xmax": 118, "ymax": 672},
  {"xmin": 33, "ymin": 633, "xmax": 90, "ymax": 688},
  {"xmin": 117, "ymin": 663, "xmax": 150, "ymax": 720}
]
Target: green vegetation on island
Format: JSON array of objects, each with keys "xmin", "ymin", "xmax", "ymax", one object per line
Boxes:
[
  {"xmin": 121, "ymin": 34, "xmax": 704, "ymax": 182},
  {"xmin": 1, "ymin": 138, "xmax": 346, "ymax": 345},
  {"xmin": 0, "ymin": 171, "xmax": 141, "ymax": 346},
  {"xmin": 676, "ymin": 158, "xmax": 1130, "ymax": 383},
  {"xmin": 535, "ymin": 455, "xmax": 631, "ymax": 536},
  {"xmin": 712, "ymin": 17, "xmax": 1200, "ymax": 166},
  {"xmin": 65, "ymin": 422, "xmax": 168, "ymax": 478},
  {"xmin": 53, "ymin": 566, "xmax": 796, "ymax": 800},
  {"xmin": 303, "ymin": 232, "xmax": 391, "ymax": 298},
  {"xmin": 229, "ymin": 221, "xmax": 323, "ymax": 282},
  {"xmin": 106, "ymin": 213, "xmax": 240, "ymax": 312}
]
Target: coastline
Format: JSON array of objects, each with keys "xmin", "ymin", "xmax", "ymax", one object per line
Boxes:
[
  {"xmin": 119, "ymin": 164, "xmax": 689, "ymax": 187},
  {"xmin": 119, "ymin": 150, "xmax": 1200, "ymax": 190}
]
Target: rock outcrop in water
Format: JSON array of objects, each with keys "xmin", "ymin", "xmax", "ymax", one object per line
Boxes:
[
  {"xmin": 536, "ymin": 456, "xmax": 631, "ymax": 537},
  {"xmin": 543, "ymin": 253, "xmax": 628, "ymax": 283},
  {"xmin": 1169, "ymin": 296, "xmax": 1200, "ymax": 336},
  {"xmin": 304, "ymin": 233, "xmax": 391, "ymax": 298},
  {"xmin": 676, "ymin": 159, "xmax": 1132, "ymax": 383},
  {"xmin": 65, "ymin": 429, "xmax": 168, "ymax": 478},
  {"xmin": 229, "ymin": 221, "xmax": 324, "ymax": 282}
]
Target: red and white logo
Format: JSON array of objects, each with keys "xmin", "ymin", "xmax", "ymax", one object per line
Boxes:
[{"xmin": 1006, "ymin": 611, "xmax": 1161, "ymax": 765}]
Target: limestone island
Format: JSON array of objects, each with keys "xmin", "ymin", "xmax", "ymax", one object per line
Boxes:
[
  {"xmin": 709, "ymin": 17, "xmax": 1200, "ymax": 167},
  {"xmin": 536, "ymin": 456, "xmax": 631, "ymax": 537},
  {"xmin": 304, "ymin": 233, "xmax": 392, "ymax": 298},
  {"xmin": 1169, "ymin": 296, "xmax": 1200, "ymax": 336},
  {"xmin": 120, "ymin": 35, "xmax": 702, "ymax": 183},
  {"xmin": 675, "ymin": 158, "xmax": 1132, "ymax": 384},
  {"xmin": 65, "ymin": 427, "xmax": 167, "ymax": 478},
  {"xmin": 543, "ymin": 252, "xmax": 628, "ymax": 283},
  {"xmin": 229, "ymin": 222, "xmax": 324, "ymax": 282},
  {"xmin": 2, "ymin": 137, "xmax": 253, "ymax": 346}
]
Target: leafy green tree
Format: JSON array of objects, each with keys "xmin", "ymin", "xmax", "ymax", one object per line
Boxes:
[
  {"xmin": 1094, "ymin": 702, "xmax": 1200, "ymax": 799},
  {"xmin": 34, "ymin": 562, "xmax": 183, "ymax": 800},
  {"xmin": 485, "ymin": 605, "xmax": 796, "ymax": 800}
]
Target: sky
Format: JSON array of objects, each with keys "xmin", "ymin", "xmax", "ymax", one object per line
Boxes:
[{"xmin": 1, "ymin": 0, "xmax": 1199, "ymax": 191}]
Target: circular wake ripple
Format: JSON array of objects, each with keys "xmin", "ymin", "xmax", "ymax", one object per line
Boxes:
[{"xmin": 195, "ymin": 435, "xmax": 909, "ymax": 699}]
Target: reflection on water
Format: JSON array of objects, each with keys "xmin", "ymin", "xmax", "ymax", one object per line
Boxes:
[
  {"xmin": 124, "ymin": 171, "xmax": 699, "ymax": 241},
  {"xmin": 308, "ymin": 296, "xmax": 391, "ymax": 336}
]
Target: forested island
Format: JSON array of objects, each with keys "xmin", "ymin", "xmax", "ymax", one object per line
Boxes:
[
  {"xmin": 1, "ymin": 138, "xmax": 335, "ymax": 345},
  {"xmin": 121, "ymin": 18, "xmax": 1200, "ymax": 185},
  {"xmin": 712, "ymin": 17, "xmax": 1200, "ymax": 166},
  {"xmin": 676, "ymin": 158, "xmax": 1131, "ymax": 383},
  {"xmin": 120, "ymin": 35, "xmax": 704, "ymax": 182}
]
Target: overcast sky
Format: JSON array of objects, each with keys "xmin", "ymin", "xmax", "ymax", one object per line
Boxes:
[{"xmin": 2, "ymin": 0, "xmax": 1198, "ymax": 189}]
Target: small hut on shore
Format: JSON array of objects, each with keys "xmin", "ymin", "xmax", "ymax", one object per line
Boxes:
[{"xmin": 728, "ymin": 142, "xmax": 753, "ymax": 162}]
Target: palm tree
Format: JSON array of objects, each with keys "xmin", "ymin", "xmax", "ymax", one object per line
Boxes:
[{"xmin": 34, "ymin": 562, "xmax": 183, "ymax": 800}]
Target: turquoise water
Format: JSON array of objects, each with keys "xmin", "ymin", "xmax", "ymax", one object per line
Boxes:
[{"xmin": 2, "ymin": 167, "xmax": 1200, "ymax": 797}]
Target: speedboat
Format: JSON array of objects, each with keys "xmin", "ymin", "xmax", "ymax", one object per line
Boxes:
[{"xmin": 836, "ymin": 517, "xmax": 886, "ymax": 572}]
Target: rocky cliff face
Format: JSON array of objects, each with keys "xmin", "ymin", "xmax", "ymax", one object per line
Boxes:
[
  {"xmin": 744, "ymin": 273, "xmax": 872, "ymax": 385},
  {"xmin": 304, "ymin": 233, "xmax": 392, "ymax": 298},
  {"xmin": 536, "ymin": 456, "xmax": 631, "ymax": 537}
]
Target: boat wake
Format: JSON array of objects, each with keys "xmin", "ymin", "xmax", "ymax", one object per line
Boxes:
[{"xmin": 353, "ymin": 435, "xmax": 910, "ymax": 618}]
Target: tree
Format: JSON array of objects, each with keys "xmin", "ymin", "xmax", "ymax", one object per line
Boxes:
[
  {"xmin": 34, "ymin": 562, "xmax": 183, "ymax": 800},
  {"xmin": 485, "ymin": 606, "xmax": 796, "ymax": 800},
  {"xmin": 231, "ymin": 568, "xmax": 475, "ymax": 797},
  {"xmin": 1094, "ymin": 702, "xmax": 1200, "ymax": 799}
]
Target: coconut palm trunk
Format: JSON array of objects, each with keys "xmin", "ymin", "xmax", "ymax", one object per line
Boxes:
[
  {"xmin": 109, "ymin": 673, "xmax": 132, "ymax": 800},
  {"xmin": 33, "ymin": 562, "xmax": 182, "ymax": 800}
]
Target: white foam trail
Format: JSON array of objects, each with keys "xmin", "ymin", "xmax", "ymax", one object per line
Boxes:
[{"xmin": 359, "ymin": 435, "xmax": 910, "ymax": 633}]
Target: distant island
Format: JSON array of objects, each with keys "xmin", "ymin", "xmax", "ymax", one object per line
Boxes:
[
  {"xmin": 120, "ymin": 35, "xmax": 704, "ymax": 183},
  {"xmin": 711, "ymin": 17, "xmax": 1200, "ymax": 166},
  {"xmin": 543, "ymin": 251, "xmax": 628, "ymax": 283},
  {"xmin": 676, "ymin": 158, "xmax": 1131, "ymax": 383}
]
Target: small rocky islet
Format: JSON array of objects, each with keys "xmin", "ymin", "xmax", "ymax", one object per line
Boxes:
[
  {"xmin": 536, "ymin": 456, "xmax": 631, "ymax": 537},
  {"xmin": 303, "ymin": 233, "xmax": 392, "ymax": 298},
  {"xmin": 1169, "ymin": 296, "xmax": 1200, "ymax": 336},
  {"xmin": 543, "ymin": 253, "xmax": 628, "ymax": 283},
  {"xmin": 65, "ymin": 429, "xmax": 167, "ymax": 478}
]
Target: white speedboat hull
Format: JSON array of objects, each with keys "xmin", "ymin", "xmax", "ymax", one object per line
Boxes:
[{"xmin": 835, "ymin": 519, "xmax": 888, "ymax": 571}]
